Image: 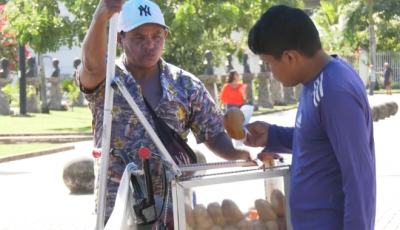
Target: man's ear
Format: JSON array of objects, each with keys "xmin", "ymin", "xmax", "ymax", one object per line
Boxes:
[
  {"xmin": 164, "ymin": 29, "xmax": 168, "ymax": 39},
  {"xmin": 283, "ymin": 51, "xmax": 299, "ymax": 65},
  {"xmin": 117, "ymin": 33, "xmax": 123, "ymax": 49}
]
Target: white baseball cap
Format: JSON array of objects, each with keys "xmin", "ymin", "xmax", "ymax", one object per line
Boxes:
[{"xmin": 117, "ymin": 0, "xmax": 169, "ymax": 33}]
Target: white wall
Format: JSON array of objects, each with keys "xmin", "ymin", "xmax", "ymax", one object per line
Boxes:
[
  {"xmin": 213, "ymin": 31, "xmax": 263, "ymax": 76},
  {"xmin": 28, "ymin": 45, "xmax": 82, "ymax": 79},
  {"xmin": 359, "ymin": 49, "xmax": 368, "ymax": 86}
]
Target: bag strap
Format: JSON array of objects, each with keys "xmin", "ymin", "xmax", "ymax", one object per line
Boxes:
[
  {"xmin": 143, "ymin": 98, "xmax": 160, "ymax": 123},
  {"xmin": 142, "ymin": 97, "xmax": 197, "ymax": 163}
]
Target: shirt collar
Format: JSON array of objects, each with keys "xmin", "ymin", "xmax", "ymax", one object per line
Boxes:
[{"xmin": 115, "ymin": 54, "xmax": 175, "ymax": 102}]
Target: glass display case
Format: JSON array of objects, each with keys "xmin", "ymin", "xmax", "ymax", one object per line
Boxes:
[{"xmin": 171, "ymin": 160, "xmax": 292, "ymax": 230}]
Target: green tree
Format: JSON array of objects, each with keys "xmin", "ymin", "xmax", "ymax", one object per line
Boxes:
[
  {"xmin": 62, "ymin": 0, "xmax": 302, "ymax": 75},
  {"xmin": 3, "ymin": 0, "xmax": 75, "ymax": 113},
  {"xmin": 61, "ymin": 79, "xmax": 80, "ymax": 111},
  {"xmin": 230, "ymin": 0, "xmax": 303, "ymax": 61},
  {"xmin": 0, "ymin": 4, "xmax": 30, "ymax": 71},
  {"xmin": 312, "ymin": 0, "xmax": 400, "ymax": 59},
  {"xmin": 1, "ymin": 80, "xmax": 35, "ymax": 107},
  {"xmin": 312, "ymin": 0, "xmax": 363, "ymax": 55}
]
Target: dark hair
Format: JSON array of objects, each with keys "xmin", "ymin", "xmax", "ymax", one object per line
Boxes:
[
  {"xmin": 248, "ymin": 5, "xmax": 322, "ymax": 60},
  {"xmin": 227, "ymin": 70, "xmax": 238, "ymax": 83}
]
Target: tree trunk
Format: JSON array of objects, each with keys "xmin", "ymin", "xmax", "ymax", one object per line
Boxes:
[
  {"xmin": 38, "ymin": 54, "xmax": 49, "ymax": 113},
  {"xmin": 368, "ymin": 0, "xmax": 376, "ymax": 67}
]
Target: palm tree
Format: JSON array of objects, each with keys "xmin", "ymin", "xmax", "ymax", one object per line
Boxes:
[{"xmin": 312, "ymin": 0, "xmax": 363, "ymax": 55}]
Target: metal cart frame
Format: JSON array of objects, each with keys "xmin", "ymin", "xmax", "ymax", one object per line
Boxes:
[{"xmin": 172, "ymin": 162, "xmax": 293, "ymax": 230}]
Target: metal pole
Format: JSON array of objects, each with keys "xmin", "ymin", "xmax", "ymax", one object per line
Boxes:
[
  {"xmin": 18, "ymin": 43, "xmax": 26, "ymax": 115},
  {"xmin": 95, "ymin": 14, "xmax": 118, "ymax": 230}
]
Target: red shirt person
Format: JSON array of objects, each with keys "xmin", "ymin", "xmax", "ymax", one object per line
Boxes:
[{"xmin": 220, "ymin": 69, "xmax": 247, "ymax": 111}]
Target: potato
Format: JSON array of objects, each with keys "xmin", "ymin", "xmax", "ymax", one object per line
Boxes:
[
  {"xmin": 270, "ymin": 189, "xmax": 285, "ymax": 216},
  {"xmin": 252, "ymin": 220, "xmax": 267, "ymax": 230},
  {"xmin": 194, "ymin": 227, "xmax": 206, "ymax": 230},
  {"xmin": 223, "ymin": 108, "xmax": 245, "ymax": 140},
  {"xmin": 186, "ymin": 203, "xmax": 197, "ymax": 228},
  {"xmin": 277, "ymin": 217, "xmax": 287, "ymax": 230},
  {"xmin": 223, "ymin": 225, "xmax": 239, "ymax": 230},
  {"xmin": 236, "ymin": 219, "xmax": 254, "ymax": 230},
  {"xmin": 207, "ymin": 202, "xmax": 227, "ymax": 227},
  {"xmin": 210, "ymin": 226, "xmax": 223, "ymax": 230},
  {"xmin": 265, "ymin": 221, "xmax": 279, "ymax": 230},
  {"xmin": 254, "ymin": 199, "xmax": 277, "ymax": 221},
  {"xmin": 222, "ymin": 199, "xmax": 245, "ymax": 225},
  {"xmin": 194, "ymin": 204, "xmax": 214, "ymax": 229}
]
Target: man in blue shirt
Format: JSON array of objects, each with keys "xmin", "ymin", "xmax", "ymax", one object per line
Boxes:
[{"xmin": 246, "ymin": 5, "xmax": 376, "ymax": 230}]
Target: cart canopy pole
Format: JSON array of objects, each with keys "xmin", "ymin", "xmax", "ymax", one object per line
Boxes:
[{"xmin": 95, "ymin": 13, "xmax": 118, "ymax": 230}]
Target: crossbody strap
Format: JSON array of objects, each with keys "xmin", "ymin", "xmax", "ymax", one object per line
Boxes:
[{"xmin": 142, "ymin": 97, "xmax": 197, "ymax": 163}]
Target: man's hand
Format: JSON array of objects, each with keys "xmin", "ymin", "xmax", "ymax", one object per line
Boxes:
[
  {"xmin": 244, "ymin": 121, "xmax": 270, "ymax": 147},
  {"xmin": 258, "ymin": 152, "xmax": 282, "ymax": 162},
  {"xmin": 94, "ymin": 0, "xmax": 123, "ymax": 22}
]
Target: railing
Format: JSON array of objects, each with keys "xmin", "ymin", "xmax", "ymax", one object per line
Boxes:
[
  {"xmin": 376, "ymin": 52, "xmax": 400, "ymax": 84},
  {"xmin": 342, "ymin": 51, "xmax": 400, "ymax": 84}
]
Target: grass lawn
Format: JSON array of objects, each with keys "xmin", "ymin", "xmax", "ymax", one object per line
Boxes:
[
  {"xmin": 370, "ymin": 89, "xmax": 400, "ymax": 94},
  {"xmin": 0, "ymin": 107, "xmax": 92, "ymax": 134},
  {"xmin": 0, "ymin": 103, "xmax": 299, "ymax": 134},
  {"xmin": 253, "ymin": 103, "xmax": 298, "ymax": 116},
  {"xmin": 0, "ymin": 143, "xmax": 62, "ymax": 157}
]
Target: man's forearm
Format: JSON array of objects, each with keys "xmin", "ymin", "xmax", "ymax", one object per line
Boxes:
[
  {"xmin": 204, "ymin": 132, "xmax": 248, "ymax": 161},
  {"xmin": 80, "ymin": 14, "xmax": 108, "ymax": 90},
  {"xmin": 264, "ymin": 125, "xmax": 294, "ymax": 153}
]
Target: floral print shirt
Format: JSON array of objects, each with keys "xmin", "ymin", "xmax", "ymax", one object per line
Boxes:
[{"xmin": 77, "ymin": 56, "xmax": 225, "ymax": 222}]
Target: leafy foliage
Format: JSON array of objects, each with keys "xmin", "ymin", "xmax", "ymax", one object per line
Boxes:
[
  {"xmin": 1, "ymin": 80, "xmax": 36, "ymax": 107},
  {"xmin": 61, "ymin": 78, "xmax": 80, "ymax": 111},
  {"xmin": 2, "ymin": 0, "xmax": 75, "ymax": 113},
  {"xmin": 0, "ymin": 5, "xmax": 30, "ymax": 71},
  {"xmin": 312, "ymin": 0, "xmax": 400, "ymax": 53},
  {"xmin": 61, "ymin": 0, "xmax": 302, "ymax": 75},
  {"xmin": 312, "ymin": 0, "xmax": 364, "ymax": 54},
  {"xmin": 3, "ymin": 0, "xmax": 75, "ymax": 54}
]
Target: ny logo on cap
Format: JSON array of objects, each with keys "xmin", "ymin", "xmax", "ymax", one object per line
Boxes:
[{"xmin": 138, "ymin": 5, "xmax": 151, "ymax": 16}]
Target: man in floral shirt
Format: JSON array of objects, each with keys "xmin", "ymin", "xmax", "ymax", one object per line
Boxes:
[{"xmin": 78, "ymin": 0, "xmax": 251, "ymax": 228}]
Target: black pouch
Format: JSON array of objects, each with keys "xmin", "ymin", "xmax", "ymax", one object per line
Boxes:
[{"xmin": 143, "ymin": 98, "xmax": 197, "ymax": 164}]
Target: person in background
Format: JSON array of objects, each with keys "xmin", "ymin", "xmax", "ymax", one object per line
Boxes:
[
  {"xmin": 383, "ymin": 62, "xmax": 393, "ymax": 95},
  {"xmin": 220, "ymin": 69, "xmax": 247, "ymax": 111},
  {"xmin": 245, "ymin": 5, "xmax": 375, "ymax": 230},
  {"xmin": 368, "ymin": 65, "xmax": 376, "ymax": 95}
]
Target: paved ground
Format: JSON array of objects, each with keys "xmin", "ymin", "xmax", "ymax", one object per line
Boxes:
[{"xmin": 0, "ymin": 94, "xmax": 399, "ymax": 229}]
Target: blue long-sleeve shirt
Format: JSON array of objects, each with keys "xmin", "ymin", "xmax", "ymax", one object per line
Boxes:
[{"xmin": 265, "ymin": 56, "xmax": 376, "ymax": 230}]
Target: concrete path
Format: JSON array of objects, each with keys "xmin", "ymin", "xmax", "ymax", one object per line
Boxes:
[{"xmin": 0, "ymin": 94, "xmax": 399, "ymax": 230}]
